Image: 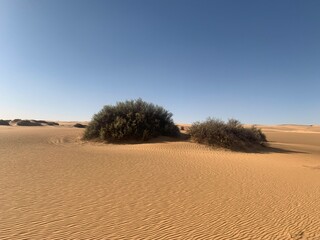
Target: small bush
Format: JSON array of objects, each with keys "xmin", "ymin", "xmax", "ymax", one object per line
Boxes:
[
  {"xmin": 0, "ymin": 120, "xmax": 10, "ymax": 126},
  {"xmin": 74, "ymin": 123, "xmax": 87, "ymax": 128},
  {"xmin": 188, "ymin": 118, "xmax": 267, "ymax": 150},
  {"xmin": 83, "ymin": 98, "xmax": 180, "ymax": 142}
]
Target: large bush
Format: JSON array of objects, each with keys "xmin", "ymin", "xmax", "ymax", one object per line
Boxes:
[
  {"xmin": 83, "ymin": 99, "xmax": 180, "ymax": 142},
  {"xmin": 188, "ymin": 118, "xmax": 267, "ymax": 150}
]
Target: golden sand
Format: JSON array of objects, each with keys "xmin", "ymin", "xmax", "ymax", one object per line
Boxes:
[{"xmin": 0, "ymin": 124, "xmax": 320, "ymax": 239}]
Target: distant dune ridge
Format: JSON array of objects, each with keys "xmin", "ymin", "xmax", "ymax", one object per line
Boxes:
[
  {"xmin": 0, "ymin": 119, "xmax": 10, "ymax": 125},
  {"xmin": 0, "ymin": 119, "xmax": 59, "ymax": 126},
  {"xmin": 0, "ymin": 123, "xmax": 320, "ymax": 239}
]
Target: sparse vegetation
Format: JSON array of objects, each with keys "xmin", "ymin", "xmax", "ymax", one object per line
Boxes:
[
  {"xmin": 83, "ymin": 99, "xmax": 180, "ymax": 142},
  {"xmin": 0, "ymin": 120, "xmax": 10, "ymax": 126},
  {"xmin": 74, "ymin": 123, "xmax": 87, "ymax": 128},
  {"xmin": 16, "ymin": 120, "xmax": 42, "ymax": 126},
  {"xmin": 33, "ymin": 120, "xmax": 59, "ymax": 126},
  {"xmin": 12, "ymin": 119, "xmax": 59, "ymax": 126},
  {"xmin": 188, "ymin": 118, "xmax": 267, "ymax": 150},
  {"xmin": 45, "ymin": 121, "xmax": 59, "ymax": 126}
]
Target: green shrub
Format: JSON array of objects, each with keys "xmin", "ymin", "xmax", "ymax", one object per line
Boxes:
[
  {"xmin": 0, "ymin": 119, "xmax": 10, "ymax": 126},
  {"xmin": 83, "ymin": 99, "xmax": 180, "ymax": 142},
  {"xmin": 188, "ymin": 118, "xmax": 267, "ymax": 150}
]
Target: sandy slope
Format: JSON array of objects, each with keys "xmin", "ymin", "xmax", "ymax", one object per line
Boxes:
[{"xmin": 0, "ymin": 124, "xmax": 320, "ymax": 239}]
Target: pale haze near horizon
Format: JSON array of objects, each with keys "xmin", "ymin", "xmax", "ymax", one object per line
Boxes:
[{"xmin": 0, "ymin": 0, "xmax": 319, "ymax": 124}]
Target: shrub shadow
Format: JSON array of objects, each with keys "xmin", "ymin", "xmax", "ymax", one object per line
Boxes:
[
  {"xmin": 87, "ymin": 133, "xmax": 308, "ymax": 154},
  {"xmin": 103, "ymin": 133, "xmax": 191, "ymax": 145},
  {"xmin": 235, "ymin": 144, "xmax": 309, "ymax": 154}
]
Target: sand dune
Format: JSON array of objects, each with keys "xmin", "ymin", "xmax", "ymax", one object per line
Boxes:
[{"xmin": 0, "ymin": 124, "xmax": 320, "ymax": 239}]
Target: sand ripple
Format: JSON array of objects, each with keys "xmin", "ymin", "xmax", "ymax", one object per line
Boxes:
[{"xmin": 1, "ymin": 126, "xmax": 320, "ymax": 239}]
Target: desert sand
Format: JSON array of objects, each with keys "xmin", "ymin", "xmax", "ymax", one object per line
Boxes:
[{"xmin": 1, "ymin": 123, "xmax": 320, "ymax": 239}]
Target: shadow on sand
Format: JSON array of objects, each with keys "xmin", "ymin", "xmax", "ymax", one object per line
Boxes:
[
  {"xmin": 149, "ymin": 136, "xmax": 309, "ymax": 154},
  {"xmin": 101, "ymin": 133, "xmax": 191, "ymax": 145},
  {"xmin": 244, "ymin": 145, "xmax": 308, "ymax": 154},
  {"xmin": 93, "ymin": 134, "xmax": 308, "ymax": 154}
]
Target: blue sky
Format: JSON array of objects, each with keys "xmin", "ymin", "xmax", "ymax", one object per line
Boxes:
[{"xmin": 0, "ymin": 0, "xmax": 319, "ymax": 124}]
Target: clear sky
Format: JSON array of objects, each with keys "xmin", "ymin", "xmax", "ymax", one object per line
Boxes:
[{"xmin": 0, "ymin": 0, "xmax": 319, "ymax": 124}]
